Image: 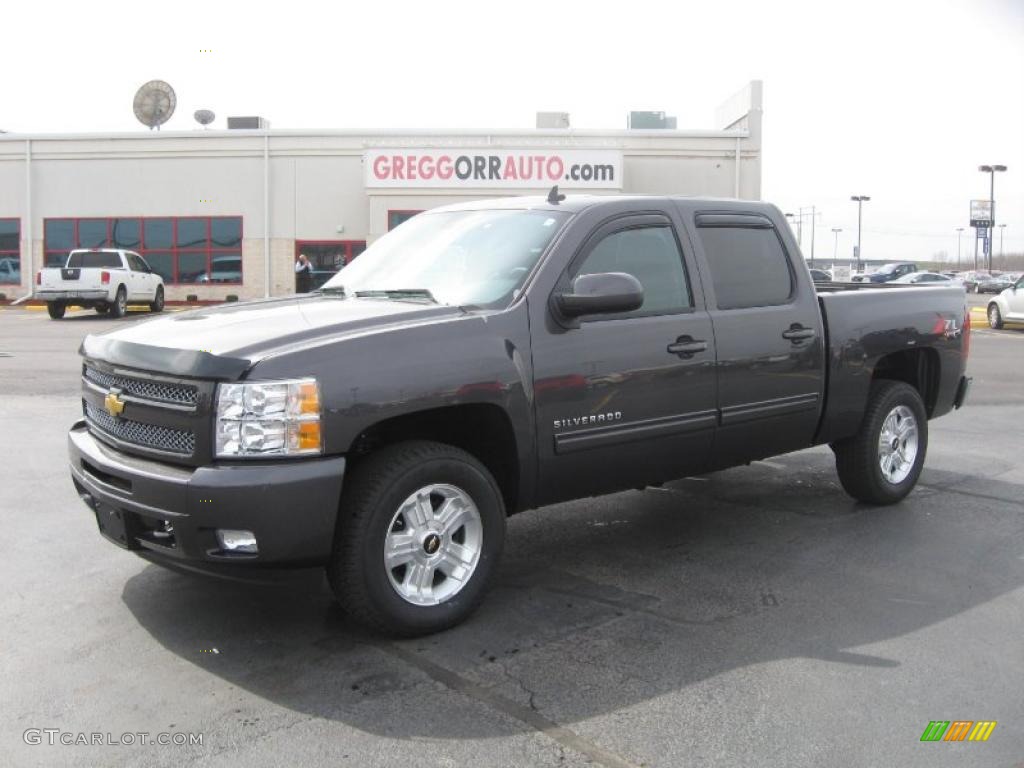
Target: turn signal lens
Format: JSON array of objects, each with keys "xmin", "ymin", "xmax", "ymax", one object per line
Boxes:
[
  {"xmin": 297, "ymin": 381, "xmax": 320, "ymax": 414},
  {"xmin": 101, "ymin": 270, "xmax": 111, "ymax": 285},
  {"xmin": 294, "ymin": 421, "xmax": 321, "ymax": 452}
]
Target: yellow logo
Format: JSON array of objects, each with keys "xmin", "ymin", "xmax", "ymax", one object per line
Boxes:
[{"xmin": 104, "ymin": 391, "xmax": 126, "ymax": 418}]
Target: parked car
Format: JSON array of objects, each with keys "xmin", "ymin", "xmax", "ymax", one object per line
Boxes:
[
  {"xmin": 809, "ymin": 268, "xmax": 832, "ymax": 283},
  {"xmin": 196, "ymin": 254, "xmax": 242, "ymax": 284},
  {"xmin": 976, "ymin": 274, "xmax": 1015, "ymax": 294},
  {"xmin": 890, "ymin": 271, "xmax": 958, "ymax": 285},
  {"xmin": 0, "ymin": 255, "xmax": 20, "ymax": 284},
  {"xmin": 858, "ymin": 262, "xmax": 919, "ymax": 283},
  {"xmin": 69, "ymin": 194, "xmax": 971, "ymax": 636},
  {"xmin": 986, "ymin": 273, "xmax": 1024, "ymax": 328},
  {"xmin": 35, "ymin": 248, "xmax": 164, "ymax": 319},
  {"xmin": 960, "ymin": 270, "xmax": 991, "ymax": 292}
]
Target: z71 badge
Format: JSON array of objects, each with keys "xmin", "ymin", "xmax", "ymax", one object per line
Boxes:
[{"xmin": 553, "ymin": 412, "xmax": 622, "ymax": 430}]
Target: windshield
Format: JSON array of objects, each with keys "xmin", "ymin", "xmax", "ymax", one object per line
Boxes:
[{"xmin": 321, "ymin": 209, "xmax": 570, "ymax": 307}]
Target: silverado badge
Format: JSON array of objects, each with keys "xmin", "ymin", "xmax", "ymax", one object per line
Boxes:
[{"xmin": 104, "ymin": 390, "xmax": 126, "ymax": 418}]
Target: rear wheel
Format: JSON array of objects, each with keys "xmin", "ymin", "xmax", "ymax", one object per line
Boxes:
[
  {"xmin": 46, "ymin": 302, "xmax": 65, "ymax": 320},
  {"xmin": 109, "ymin": 286, "xmax": 127, "ymax": 318},
  {"xmin": 988, "ymin": 303, "xmax": 1003, "ymax": 330},
  {"xmin": 150, "ymin": 286, "xmax": 164, "ymax": 313},
  {"xmin": 834, "ymin": 380, "xmax": 928, "ymax": 505},
  {"xmin": 327, "ymin": 440, "xmax": 505, "ymax": 636}
]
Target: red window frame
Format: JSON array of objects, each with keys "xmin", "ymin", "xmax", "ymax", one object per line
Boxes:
[
  {"xmin": 0, "ymin": 217, "xmax": 19, "ymax": 284},
  {"xmin": 387, "ymin": 209, "xmax": 424, "ymax": 231},
  {"xmin": 43, "ymin": 216, "xmax": 243, "ymax": 284}
]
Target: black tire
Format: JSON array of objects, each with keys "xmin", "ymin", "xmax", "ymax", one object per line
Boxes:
[
  {"xmin": 988, "ymin": 303, "xmax": 1003, "ymax": 330},
  {"xmin": 150, "ymin": 286, "xmax": 164, "ymax": 313},
  {"xmin": 834, "ymin": 380, "xmax": 928, "ymax": 505},
  {"xmin": 95, "ymin": 304, "xmax": 109, "ymax": 315},
  {"xmin": 47, "ymin": 302, "xmax": 65, "ymax": 320},
  {"xmin": 327, "ymin": 440, "xmax": 506, "ymax": 636},
  {"xmin": 109, "ymin": 286, "xmax": 127, "ymax": 318}
]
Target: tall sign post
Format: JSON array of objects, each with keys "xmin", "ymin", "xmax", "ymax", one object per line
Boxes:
[{"xmin": 970, "ymin": 200, "xmax": 992, "ymax": 272}]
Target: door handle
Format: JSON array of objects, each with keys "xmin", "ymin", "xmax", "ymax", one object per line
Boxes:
[
  {"xmin": 781, "ymin": 325, "xmax": 816, "ymax": 342},
  {"xmin": 667, "ymin": 336, "xmax": 708, "ymax": 357}
]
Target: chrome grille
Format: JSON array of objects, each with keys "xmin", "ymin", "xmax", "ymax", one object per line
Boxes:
[
  {"xmin": 84, "ymin": 401, "xmax": 196, "ymax": 455},
  {"xmin": 84, "ymin": 365, "xmax": 198, "ymax": 407}
]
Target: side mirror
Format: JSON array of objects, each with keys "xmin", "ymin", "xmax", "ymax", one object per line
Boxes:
[{"xmin": 554, "ymin": 272, "xmax": 644, "ymax": 321}]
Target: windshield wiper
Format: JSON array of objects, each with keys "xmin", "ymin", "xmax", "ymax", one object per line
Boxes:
[{"xmin": 354, "ymin": 288, "xmax": 438, "ymax": 303}]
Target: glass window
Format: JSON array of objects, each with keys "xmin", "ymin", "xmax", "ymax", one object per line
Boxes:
[
  {"xmin": 128, "ymin": 254, "xmax": 148, "ymax": 272},
  {"xmin": 698, "ymin": 226, "xmax": 794, "ymax": 310},
  {"xmin": 45, "ymin": 219, "xmax": 74, "ymax": 251},
  {"xmin": 144, "ymin": 219, "xmax": 173, "ymax": 249},
  {"xmin": 388, "ymin": 210, "xmax": 423, "ymax": 231},
  {"xmin": 67, "ymin": 252, "xmax": 122, "ymax": 268},
  {"xmin": 45, "ymin": 252, "xmax": 65, "ymax": 267},
  {"xmin": 78, "ymin": 220, "xmax": 109, "ymax": 248},
  {"xmin": 111, "ymin": 219, "xmax": 141, "ymax": 249},
  {"xmin": 0, "ymin": 219, "xmax": 18, "ymax": 251},
  {"xmin": 0, "ymin": 255, "xmax": 19, "ymax": 283},
  {"xmin": 211, "ymin": 217, "xmax": 242, "ymax": 248},
  {"xmin": 177, "ymin": 218, "xmax": 208, "ymax": 249},
  {"xmin": 323, "ymin": 210, "xmax": 569, "ymax": 308},
  {"xmin": 209, "ymin": 252, "xmax": 242, "ymax": 282},
  {"xmin": 576, "ymin": 226, "xmax": 692, "ymax": 314},
  {"xmin": 177, "ymin": 252, "xmax": 208, "ymax": 283},
  {"xmin": 145, "ymin": 252, "xmax": 174, "ymax": 282}
]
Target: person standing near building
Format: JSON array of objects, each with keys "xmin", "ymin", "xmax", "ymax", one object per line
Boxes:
[{"xmin": 295, "ymin": 253, "xmax": 313, "ymax": 293}]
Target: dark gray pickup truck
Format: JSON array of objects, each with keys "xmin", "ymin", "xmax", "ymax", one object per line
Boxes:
[{"xmin": 70, "ymin": 194, "xmax": 971, "ymax": 635}]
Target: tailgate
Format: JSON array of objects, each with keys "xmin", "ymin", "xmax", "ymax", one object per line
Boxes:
[{"xmin": 40, "ymin": 267, "xmax": 108, "ymax": 290}]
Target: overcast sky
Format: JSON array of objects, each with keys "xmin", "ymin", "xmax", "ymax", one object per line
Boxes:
[{"xmin": 4, "ymin": 0, "xmax": 1022, "ymax": 264}]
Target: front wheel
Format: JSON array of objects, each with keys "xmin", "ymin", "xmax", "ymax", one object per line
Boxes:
[
  {"xmin": 327, "ymin": 440, "xmax": 506, "ymax": 636},
  {"xmin": 150, "ymin": 286, "xmax": 164, "ymax": 313},
  {"xmin": 47, "ymin": 302, "xmax": 66, "ymax": 319},
  {"xmin": 833, "ymin": 380, "xmax": 928, "ymax": 505},
  {"xmin": 988, "ymin": 303, "xmax": 1003, "ymax": 329}
]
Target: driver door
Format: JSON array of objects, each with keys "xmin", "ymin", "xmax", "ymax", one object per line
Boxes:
[{"xmin": 531, "ymin": 212, "xmax": 717, "ymax": 505}]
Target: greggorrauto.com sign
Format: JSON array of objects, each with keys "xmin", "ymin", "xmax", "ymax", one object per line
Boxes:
[{"xmin": 365, "ymin": 149, "xmax": 622, "ymax": 189}]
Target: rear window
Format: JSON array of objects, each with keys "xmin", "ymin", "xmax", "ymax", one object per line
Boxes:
[
  {"xmin": 698, "ymin": 226, "xmax": 794, "ymax": 310},
  {"xmin": 67, "ymin": 252, "xmax": 123, "ymax": 268}
]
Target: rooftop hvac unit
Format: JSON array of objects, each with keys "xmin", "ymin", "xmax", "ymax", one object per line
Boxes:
[
  {"xmin": 536, "ymin": 112, "xmax": 570, "ymax": 129},
  {"xmin": 227, "ymin": 116, "xmax": 270, "ymax": 130},
  {"xmin": 627, "ymin": 111, "xmax": 677, "ymax": 129}
]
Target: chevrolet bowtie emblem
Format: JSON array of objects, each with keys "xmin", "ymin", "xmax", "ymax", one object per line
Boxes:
[{"xmin": 104, "ymin": 390, "xmax": 126, "ymax": 418}]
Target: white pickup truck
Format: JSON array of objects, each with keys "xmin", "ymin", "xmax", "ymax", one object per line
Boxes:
[{"xmin": 35, "ymin": 249, "xmax": 164, "ymax": 319}]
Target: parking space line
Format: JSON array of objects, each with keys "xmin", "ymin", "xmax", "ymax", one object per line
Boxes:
[{"xmin": 381, "ymin": 643, "xmax": 640, "ymax": 768}]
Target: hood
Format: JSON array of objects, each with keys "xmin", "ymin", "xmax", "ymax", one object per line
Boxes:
[{"xmin": 81, "ymin": 294, "xmax": 464, "ymax": 379}]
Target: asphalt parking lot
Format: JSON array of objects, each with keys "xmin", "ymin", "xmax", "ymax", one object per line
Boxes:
[{"xmin": 1, "ymin": 299, "xmax": 1022, "ymax": 768}]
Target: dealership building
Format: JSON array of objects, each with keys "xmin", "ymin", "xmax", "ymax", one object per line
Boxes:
[{"xmin": 0, "ymin": 82, "xmax": 763, "ymax": 301}]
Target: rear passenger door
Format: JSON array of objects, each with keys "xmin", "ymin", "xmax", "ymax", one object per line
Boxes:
[{"xmin": 690, "ymin": 212, "xmax": 826, "ymax": 468}]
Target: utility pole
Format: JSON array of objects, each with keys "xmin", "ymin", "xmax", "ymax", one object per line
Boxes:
[
  {"xmin": 850, "ymin": 196, "xmax": 870, "ymax": 272},
  {"xmin": 956, "ymin": 227, "xmax": 964, "ymax": 269},
  {"xmin": 998, "ymin": 223, "xmax": 1006, "ymax": 260},
  {"xmin": 979, "ymin": 165, "xmax": 1007, "ymax": 272},
  {"xmin": 832, "ymin": 228, "xmax": 842, "ymax": 261}
]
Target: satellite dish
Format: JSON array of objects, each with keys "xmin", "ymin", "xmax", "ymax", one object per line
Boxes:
[
  {"xmin": 133, "ymin": 80, "xmax": 176, "ymax": 130},
  {"xmin": 194, "ymin": 109, "xmax": 216, "ymax": 128}
]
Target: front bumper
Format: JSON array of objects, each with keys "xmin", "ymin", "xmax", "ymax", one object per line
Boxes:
[
  {"xmin": 36, "ymin": 290, "xmax": 108, "ymax": 302},
  {"xmin": 69, "ymin": 420, "xmax": 346, "ymax": 570}
]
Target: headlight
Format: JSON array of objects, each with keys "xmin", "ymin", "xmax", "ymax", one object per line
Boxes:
[{"xmin": 215, "ymin": 378, "xmax": 322, "ymax": 457}]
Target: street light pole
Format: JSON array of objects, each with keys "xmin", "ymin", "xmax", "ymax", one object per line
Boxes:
[
  {"xmin": 979, "ymin": 164, "xmax": 1007, "ymax": 272},
  {"xmin": 998, "ymin": 223, "xmax": 1006, "ymax": 260},
  {"xmin": 832, "ymin": 228, "xmax": 842, "ymax": 261},
  {"xmin": 850, "ymin": 196, "xmax": 870, "ymax": 272},
  {"xmin": 956, "ymin": 227, "xmax": 964, "ymax": 269}
]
